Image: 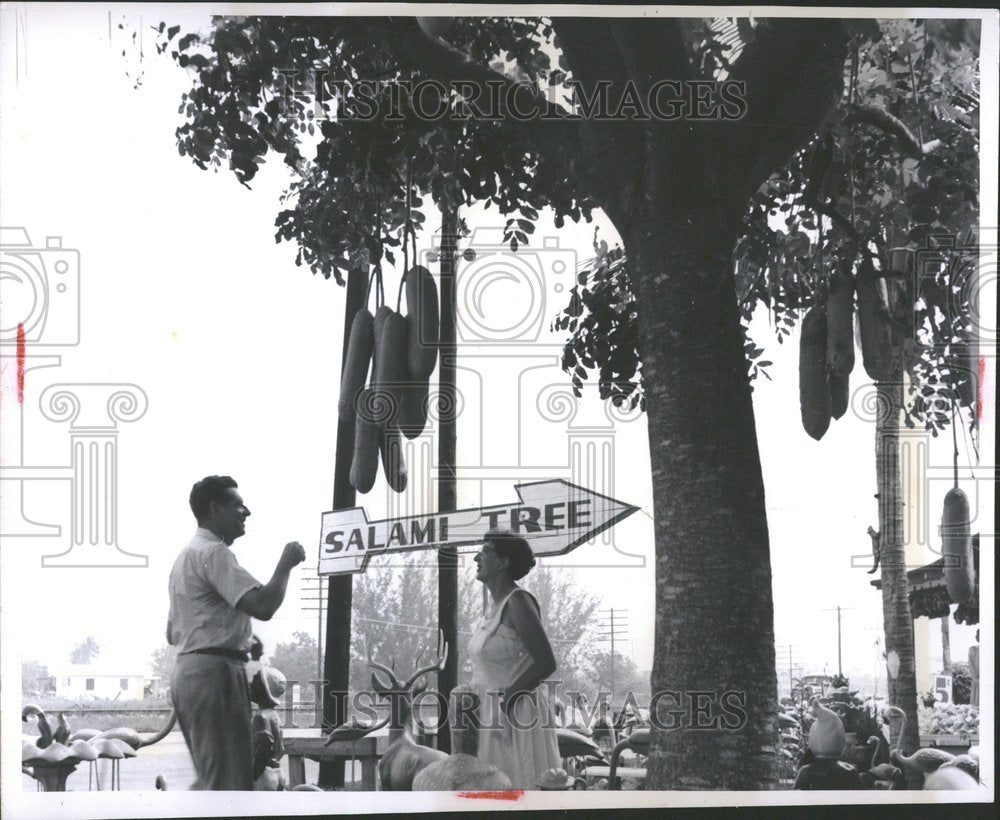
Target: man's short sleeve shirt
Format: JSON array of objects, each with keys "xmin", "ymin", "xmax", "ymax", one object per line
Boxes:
[{"xmin": 167, "ymin": 528, "xmax": 261, "ymax": 654}]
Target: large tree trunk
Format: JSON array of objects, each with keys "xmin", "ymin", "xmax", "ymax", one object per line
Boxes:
[
  {"xmin": 875, "ymin": 375, "xmax": 921, "ymax": 788},
  {"xmin": 627, "ymin": 202, "xmax": 779, "ymax": 790}
]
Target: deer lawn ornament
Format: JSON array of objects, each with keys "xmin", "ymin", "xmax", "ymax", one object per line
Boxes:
[{"xmin": 368, "ymin": 631, "xmax": 449, "ymax": 790}]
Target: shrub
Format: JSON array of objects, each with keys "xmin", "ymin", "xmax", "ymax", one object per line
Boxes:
[{"xmin": 951, "ymin": 664, "xmax": 972, "ymax": 705}]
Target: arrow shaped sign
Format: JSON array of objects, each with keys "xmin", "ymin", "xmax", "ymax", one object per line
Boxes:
[{"xmin": 317, "ymin": 479, "xmax": 639, "ymax": 576}]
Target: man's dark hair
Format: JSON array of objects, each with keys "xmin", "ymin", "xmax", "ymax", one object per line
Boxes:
[{"xmin": 190, "ymin": 475, "xmax": 238, "ymax": 520}]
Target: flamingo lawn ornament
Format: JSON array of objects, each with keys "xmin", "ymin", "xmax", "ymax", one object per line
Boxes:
[
  {"xmin": 89, "ymin": 710, "xmax": 177, "ymax": 750},
  {"xmin": 778, "ymin": 712, "xmax": 799, "ymax": 729},
  {"xmin": 78, "ymin": 709, "xmax": 177, "ymax": 791},
  {"xmin": 22, "ymin": 704, "xmax": 55, "ymax": 748},
  {"xmin": 21, "ymin": 704, "xmax": 176, "ymax": 791},
  {"xmin": 411, "ymin": 686, "xmax": 512, "ymax": 791},
  {"xmin": 859, "ymin": 735, "xmax": 902, "ymax": 789},
  {"xmin": 323, "ymin": 714, "xmax": 391, "ymax": 745},
  {"xmin": 939, "ymin": 753, "xmax": 979, "ymax": 783},
  {"xmin": 321, "ymin": 712, "xmax": 390, "ymax": 789},
  {"xmin": 557, "ymin": 727, "xmax": 604, "ymax": 761},
  {"xmin": 557, "ymin": 726, "xmax": 605, "ymax": 778},
  {"xmin": 884, "ymin": 705, "xmax": 954, "ymax": 782},
  {"xmin": 607, "ymin": 728, "xmax": 649, "ymax": 790},
  {"xmin": 88, "ymin": 738, "xmax": 137, "ymax": 790},
  {"xmin": 21, "ymin": 738, "xmax": 100, "ymax": 792},
  {"xmin": 368, "ymin": 631, "xmax": 449, "ymax": 790}
]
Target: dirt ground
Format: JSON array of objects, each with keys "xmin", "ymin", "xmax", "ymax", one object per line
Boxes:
[{"xmin": 22, "ymin": 731, "xmax": 369, "ymax": 792}]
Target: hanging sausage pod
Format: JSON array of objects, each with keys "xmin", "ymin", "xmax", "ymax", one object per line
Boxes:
[
  {"xmin": 350, "ymin": 388, "xmax": 381, "ymax": 493},
  {"xmin": 405, "ymin": 265, "xmax": 440, "ymax": 381},
  {"xmin": 800, "ymin": 304, "xmax": 832, "ymax": 440},
  {"xmin": 372, "ymin": 305, "xmax": 395, "ymax": 375},
  {"xmin": 398, "ymin": 379, "xmax": 430, "ymax": 440},
  {"xmin": 375, "ymin": 311, "xmax": 410, "ymax": 430},
  {"xmin": 856, "ymin": 259, "xmax": 892, "ymax": 383},
  {"xmin": 379, "ymin": 426, "xmax": 408, "ymax": 492},
  {"xmin": 829, "ymin": 372, "xmax": 850, "ymax": 420},
  {"xmin": 942, "ymin": 487, "xmax": 974, "ymax": 605},
  {"xmin": 338, "ymin": 308, "xmax": 375, "ymax": 423},
  {"xmin": 827, "ymin": 265, "xmax": 855, "ymax": 378}
]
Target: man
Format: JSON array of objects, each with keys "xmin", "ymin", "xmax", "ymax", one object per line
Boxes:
[{"xmin": 167, "ymin": 475, "xmax": 306, "ymax": 790}]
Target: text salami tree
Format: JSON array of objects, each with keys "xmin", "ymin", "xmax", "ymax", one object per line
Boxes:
[{"xmin": 151, "ymin": 15, "xmax": 960, "ymax": 787}]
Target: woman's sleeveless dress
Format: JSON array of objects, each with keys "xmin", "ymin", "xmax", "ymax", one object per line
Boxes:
[{"xmin": 467, "ymin": 588, "xmax": 562, "ymax": 788}]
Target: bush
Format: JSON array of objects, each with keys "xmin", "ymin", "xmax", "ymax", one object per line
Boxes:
[{"xmin": 951, "ymin": 664, "xmax": 972, "ymax": 705}]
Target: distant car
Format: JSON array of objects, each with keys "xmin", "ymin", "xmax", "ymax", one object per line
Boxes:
[{"xmin": 796, "ymin": 675, "xmax": 834, "ymax": 699}]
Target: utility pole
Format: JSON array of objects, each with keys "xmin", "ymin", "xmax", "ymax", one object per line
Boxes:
[
  {"xmin": 320, "ymin": 265, "xmax": 367, "ymax": 788},
  {"xmin": 820, "ymin": 605, "xmax": 858, "ymax": 678},
  {"xmin": 597, "ymin": 608, "xmax": 629, "ymax": 705},
  {"xmin": 776, "ymin": 645, "xmax": 801, "ymax": 700},
  {"xmin": 300, "ymin": 574, "xmax": 326, "ymax": 687},
  {"xmin": 436, "ymin": 205, "xmax": 458, "ymax": 753}
]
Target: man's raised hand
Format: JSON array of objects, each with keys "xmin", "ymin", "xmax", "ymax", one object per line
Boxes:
[{"xmin": 280, "ymin": 541, "xmax": 306, "ymax": 570}]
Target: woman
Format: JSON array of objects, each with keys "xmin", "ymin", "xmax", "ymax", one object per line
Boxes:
[{"xmin": 468, "ymin": 528, "xmax": 562, "ymax": 788}]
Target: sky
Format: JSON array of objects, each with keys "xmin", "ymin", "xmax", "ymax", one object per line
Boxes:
[{"xmin": 0, "ymin": 5, "xmax": 993, "ymax": 718}]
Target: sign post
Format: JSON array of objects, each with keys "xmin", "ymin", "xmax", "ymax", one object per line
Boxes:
[{"xmin": 317, "ymin": 479, "xmax": 639, "ymax": 575}]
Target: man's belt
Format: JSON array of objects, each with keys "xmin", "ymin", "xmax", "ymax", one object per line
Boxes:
[{"xmin": 183, "ymin": 647, "xmax": 249, "ymax": 662}]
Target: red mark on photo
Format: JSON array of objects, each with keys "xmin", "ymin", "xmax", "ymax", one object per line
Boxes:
[
  {"xmin": 457, "ymin": 789, "xmax": 524, "ymax": 801},
  {"xmin": 17, "ymin": 322, "xmax": 26, "ymax": 403}
]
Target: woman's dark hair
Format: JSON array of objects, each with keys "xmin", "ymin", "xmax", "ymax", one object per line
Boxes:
[
  {"xmin": 485, "ymin": 528, "xmax": 535, "ymax": 581},
  {"xmin": 189, "ymin": 475, "xmax": 238, "ymax": 520}
]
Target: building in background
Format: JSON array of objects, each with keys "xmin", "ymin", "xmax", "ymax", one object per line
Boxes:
[{"xmin": 47, "ymin": 663, "xmax": 153, "ymax": 700}]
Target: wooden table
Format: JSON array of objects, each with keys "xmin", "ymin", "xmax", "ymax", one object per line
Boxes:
[{"xmin": 284, "ymin": 736, "xmax": 387, "ymax": 790}]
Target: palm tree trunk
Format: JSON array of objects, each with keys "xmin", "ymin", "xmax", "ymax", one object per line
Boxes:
[
  {"xmin": 940, "ymin": 617, "xmax": 951, "ymax": 673},
  {"xmin": 875, "ymin": 375, "xmax": 921, "ymax": 787}
]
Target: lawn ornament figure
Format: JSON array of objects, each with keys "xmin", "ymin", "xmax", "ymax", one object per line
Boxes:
[
  {"xmin": 368, "ymin": 631, "xmax": 449, "ymax": 790},
  {"xmin": 884, "ymin": 705, "xmax": 954, "ymax": 783},
  {"xmin": 21, "ymin": 702, "xmax": 175, "ymax": 791},
  {"xmin": 858, "ymin": 734, "xmax": 903, "ymax": 789},
  {"xmin": 793, "ymin": 698, "xmax": 863, "ymax": 790},
  {"xmin": 939, "ymin": 753, "xmax": 979, "ymax": 783}
]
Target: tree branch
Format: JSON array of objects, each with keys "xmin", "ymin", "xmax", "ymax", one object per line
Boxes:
[
  {"xmin": 845, "ymin": 104, "xmax": 928, "ymax": 157},
  {"xmin": 552, "ymin": 18, "xmax": 644, "ymax": 221},
  {"xmin": 727, "ymin": 19, "xmax": 850, "ymax": 200},
  {"xmin": 551, "ymin": 18, "xmax": 630, "ymax": 105},
  {"xmin": 394, "ymin": 17, "xmax": 576, "ymax": 160}
]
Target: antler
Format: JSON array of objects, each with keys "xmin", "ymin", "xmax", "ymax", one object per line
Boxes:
[
  {"xmin": 403, "ymin": 629, "xmax": 449, "ymax": 690},
  {"xmin": 366, "ymin": 637, "xmax": 401, "ymax": 691}
]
